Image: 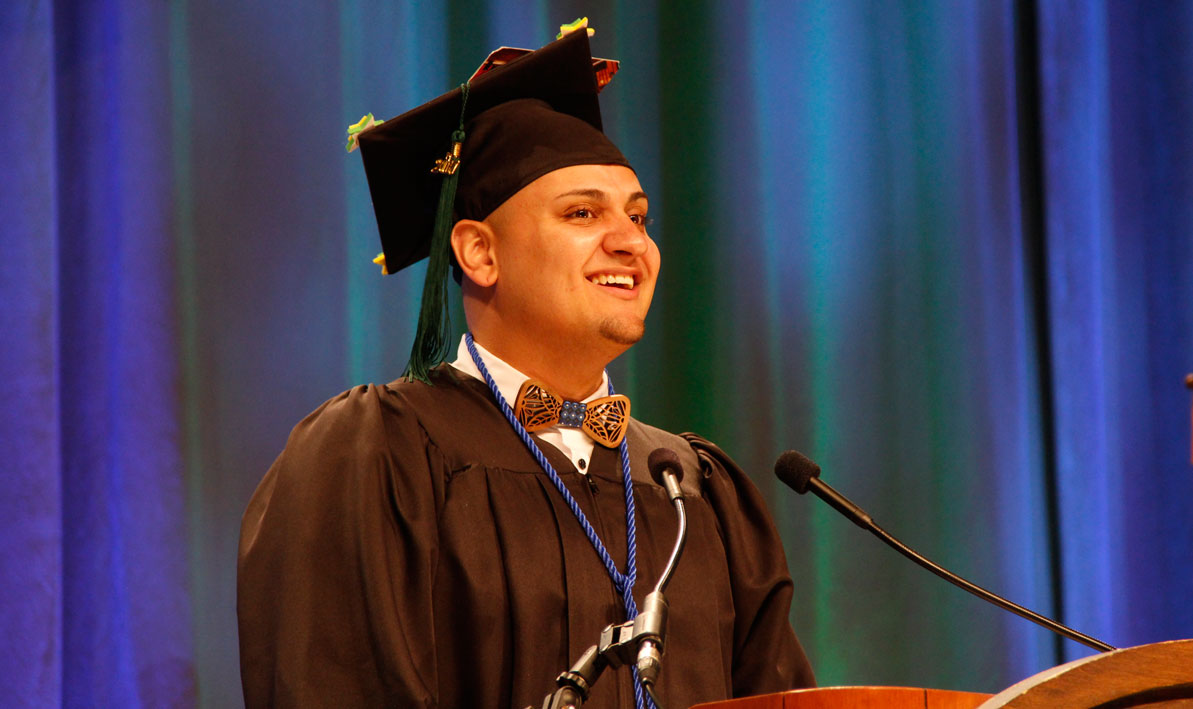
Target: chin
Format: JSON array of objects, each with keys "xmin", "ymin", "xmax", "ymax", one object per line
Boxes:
[{"xmin": 598, "ymin": 317, "xmax": 646, "ymax": 346}]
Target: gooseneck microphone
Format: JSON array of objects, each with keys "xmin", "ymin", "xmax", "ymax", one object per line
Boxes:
[
  {"xmin": 536, "ymin": 448, "xmax": 690, "ymax": 709},
  {"xmin": 774, "ymin": 450, "xmax": 1116, "ymax": 654},
  {"xmin": 636, "ymin": 448, "xmax": 689, "ymax": 703},
  {"xmin": 646, "ymin": 448, "xmax": 688, "ymax": 593}
]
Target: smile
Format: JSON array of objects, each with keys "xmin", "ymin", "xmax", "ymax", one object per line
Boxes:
[{"xmin": 587, "ymin": 273, "xmax": 637, "ymax": 289}]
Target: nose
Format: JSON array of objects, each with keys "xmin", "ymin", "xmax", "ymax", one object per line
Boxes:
[{"xmin": 602, "ymin": 213, "xmax": 650, "ymax": 257}]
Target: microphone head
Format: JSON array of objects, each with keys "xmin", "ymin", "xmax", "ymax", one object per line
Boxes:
[
  {"xmin": 774, "ymin": 450, "xmax": 821, "ymax": 494},
  {"xmin": 647, "ymin": 447, "xmax": 684, "ymax": 486}
]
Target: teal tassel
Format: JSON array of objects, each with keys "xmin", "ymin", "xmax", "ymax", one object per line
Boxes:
[{"xmin": 405, "ymin": 84, "xmax": 469, "ymax": 384}]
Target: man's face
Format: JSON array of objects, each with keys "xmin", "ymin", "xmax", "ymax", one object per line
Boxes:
[{"xmin": 484, "ymin": 163, "xmax": 660, "ymax": 354}]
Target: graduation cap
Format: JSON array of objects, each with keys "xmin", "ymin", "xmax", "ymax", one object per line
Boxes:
[{"xmin": 349, "ymin": 24, "xmax": 630, "ymax": 383}]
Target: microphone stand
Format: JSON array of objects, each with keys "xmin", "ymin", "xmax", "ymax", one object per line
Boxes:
[
  {"xmin": 537, "ymin": 454, "xmax": 688, "ymax": 709},
  {"xmin": 775, "ymin": 450, "xmax": 1116, "ymax": 654}
]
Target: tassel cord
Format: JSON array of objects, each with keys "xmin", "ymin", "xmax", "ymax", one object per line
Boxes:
[{"xmin": 406, "ymin": 82, "xmax": 471, "ymax": 382}]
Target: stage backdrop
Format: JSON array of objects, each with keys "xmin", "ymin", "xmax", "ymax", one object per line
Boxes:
[{"xmin": 3, "ymin": 0, "xmax": 1191, "ymax": 706}]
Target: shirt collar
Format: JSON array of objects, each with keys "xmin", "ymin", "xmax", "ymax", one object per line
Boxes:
[{"xmin": 449, "ymin": 335, "xmax": 609, "ymax": 408}]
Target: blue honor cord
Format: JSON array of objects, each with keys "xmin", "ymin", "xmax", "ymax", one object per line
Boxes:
[{"xmin": 464, "ymin": 333, "xmax": 653, "ymax": 708}]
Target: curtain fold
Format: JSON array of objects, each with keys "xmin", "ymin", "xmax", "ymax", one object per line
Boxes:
[
  {"xmin": 724, "ymin": 1, "xmax": 1058, "ymax": 686},
  {"xmin": 1, "ymin": 1, "xmax": 63, "ymax": 705},
  {"xmin": 2, "ymin": 1, "xmax": 193, "ymax": 705},
  {"xmin": 1037, "ymin": 0, "xmax": 1193, "ymax": 658}
]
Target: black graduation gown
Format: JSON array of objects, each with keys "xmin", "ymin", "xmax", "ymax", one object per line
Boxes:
[{"xmin": 237, "ymin": 365, "xmax": 814, "ymax": 708}]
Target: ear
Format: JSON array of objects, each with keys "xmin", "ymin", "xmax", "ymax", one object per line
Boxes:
[{"xmin": 450, "ymin": 219, "xmax": 498, "ymax": 288}]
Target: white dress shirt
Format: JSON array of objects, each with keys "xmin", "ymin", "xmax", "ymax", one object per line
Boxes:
[{"xmin": 450, "ymin": 336, "xmax": 610, "ymax": 474}]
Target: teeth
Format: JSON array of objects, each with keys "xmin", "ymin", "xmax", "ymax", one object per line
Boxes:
[{"xmin": 589, "ymin": 273, "xmax": 634, "ymax": 288}]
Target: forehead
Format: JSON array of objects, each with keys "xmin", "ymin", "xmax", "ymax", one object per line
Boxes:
[{"xmin": 515, "ymin": 163, "xmax": 646, "ymax": 204}]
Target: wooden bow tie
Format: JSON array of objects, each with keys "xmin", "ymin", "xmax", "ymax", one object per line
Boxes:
[{"xmin": 513, "ymin": 379, "xmax": 630, "ymax": 448}]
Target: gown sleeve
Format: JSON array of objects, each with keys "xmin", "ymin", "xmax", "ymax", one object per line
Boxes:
[
  {"xmin": 682, "ymin": 433, "xmax": 817, "ymax": 695},
  {"xmin": 237, "ymin": 384, "xmax": 444, "ymax": 708}
]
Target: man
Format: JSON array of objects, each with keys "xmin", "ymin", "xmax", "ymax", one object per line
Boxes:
[{"xmin": 238, "ymin": 26, "xmax": 814, "ymax": 708}]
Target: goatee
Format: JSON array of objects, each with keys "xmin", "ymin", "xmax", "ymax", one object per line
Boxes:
[{"xmin": 598, "ymin": 317, "xmax": 645, "ymax": 346}]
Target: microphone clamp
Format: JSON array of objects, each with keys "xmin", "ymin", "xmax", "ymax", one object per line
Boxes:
[{"xmin": 537, "ymin": 448, "xmax": 690, "ymax": 708}]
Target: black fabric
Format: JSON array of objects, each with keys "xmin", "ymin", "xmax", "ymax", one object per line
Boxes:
[
  {"xmin": 454, "ymin": 98, "xmax": 630, "ymax": 223},
  {"xmin": 237, "ymin": 365, "xmax": 814, "ymax": 708},
  {"xmin": 357, "ymin": 29, "xmax": 624, "ymax": 274}
]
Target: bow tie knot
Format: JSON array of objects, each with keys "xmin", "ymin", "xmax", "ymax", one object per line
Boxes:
[{"xmin": 514, "ymin": 380, "xmax": 630, "ymax": 448}]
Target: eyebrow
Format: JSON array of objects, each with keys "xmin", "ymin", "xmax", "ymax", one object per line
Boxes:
[{"xmin": 553, "ymin": 188, "xmax": 650, "ymax": 205}]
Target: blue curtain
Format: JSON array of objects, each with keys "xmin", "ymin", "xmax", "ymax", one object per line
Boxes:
[
  {"xmin": 2, "ymin": 1, "xmax": 1190, "ymax": 706},
  {"xmin": 1037, "ymin": 0, "xmax": 1193, "ymax": 653},
  {"xmin": 1, "ymin": 0, "xmax": 193, "ymax": 706}
]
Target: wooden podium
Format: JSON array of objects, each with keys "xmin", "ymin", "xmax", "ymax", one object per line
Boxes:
[
  {"xmin": 691, "ymin": 686, "xmax": 990, "ymax": 708},
  {"xmin": 692, "ymin": 639, "xmax": 1193, "ymax": 709}
]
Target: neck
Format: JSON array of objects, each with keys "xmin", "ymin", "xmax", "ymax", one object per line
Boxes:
[{"xmin": 469, "ymin": 331, "xmax": 620, "ymax": 400}]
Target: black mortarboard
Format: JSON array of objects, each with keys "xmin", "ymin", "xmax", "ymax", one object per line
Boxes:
[{"xmin": 350, "ymin": 25, "xmax": 629, "ymax": 382}]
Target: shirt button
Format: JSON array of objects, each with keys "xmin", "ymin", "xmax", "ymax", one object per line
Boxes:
[{"xmin": 578, "ymin": 459, "xmax": 587, "ymax": 470}]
